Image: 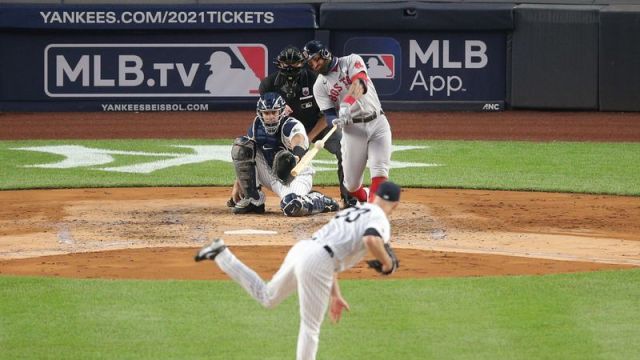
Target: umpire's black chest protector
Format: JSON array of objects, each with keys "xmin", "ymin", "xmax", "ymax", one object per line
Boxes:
[{"xmin": 271, "ymin": 69, "xmax": 321, "ymax": 133}]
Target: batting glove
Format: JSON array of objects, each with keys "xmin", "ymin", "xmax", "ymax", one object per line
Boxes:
[
  {"xmin": 332, "ymin": 116, "xmax": 351, "ymax": 129},
  {"xmin": 338, "ymin": 103, "xmax": 352, "ymax": 122}
]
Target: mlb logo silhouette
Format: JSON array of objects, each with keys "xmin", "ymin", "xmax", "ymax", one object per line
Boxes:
[
  {"xmin": 360, "ymin": 54, "xmax": 395, "ymax": 79},
  {"xmin": 342, "ymin": 37, "xmax": 401, "ymax": 96},
  {"xmin": 205, "ymin": 45, "xmax": 267, "ymax": 97}
]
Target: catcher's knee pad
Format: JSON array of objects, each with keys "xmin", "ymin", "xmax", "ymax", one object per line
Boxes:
[
  {"xmin": 231, "ymin": 136, "xmax": 255, "ymax": 162},
  {"xmin": 280, "ymin": 193, "xmax": 305, "ymax": 217},
  {"xmin": 280, "ymin": 192, "xmax": 339, "ymax": 217}
]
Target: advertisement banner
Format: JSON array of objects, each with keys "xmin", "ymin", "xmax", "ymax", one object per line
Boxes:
[
  {"xmin": 332, "ymin": 32, "xmax": 506, "ymax": 110},
  {"xmin": 45, "ymin": 44, "xmax": 267, "ymax": 98},
  {"xmin": 0, "ymin": 31, "xmax": 314, "ymax": 111},
  {"xmin": 0, "ymin": 4, "xmax": 316, "ymax": 30}
]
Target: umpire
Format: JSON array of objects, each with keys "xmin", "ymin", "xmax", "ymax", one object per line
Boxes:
[{"xmin": 260, "ymin": 45, "xmax": 354, "ymax": 207}]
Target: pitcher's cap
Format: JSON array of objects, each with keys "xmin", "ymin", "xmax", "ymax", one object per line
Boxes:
[{"xmin": 375, "ymin": 181, "xmax": 401, "ymax": 202}]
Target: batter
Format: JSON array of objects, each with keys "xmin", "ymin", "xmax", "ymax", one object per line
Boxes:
[
  {"xmin": 195, "ymin": 181, "xmax": 402, "ymax": 360},
  {"xmin": 303, "ymin": 40, "xmax": 393, "ymax": 203}
]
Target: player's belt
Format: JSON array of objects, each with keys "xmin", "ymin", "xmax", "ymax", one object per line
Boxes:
[
  {"xmin": 323, "ymin": 245, "xmax": 335, "ymax": 258},
  {"xmin": 352, "ymin": 110, "xmax": 384, "ymax": 124}
]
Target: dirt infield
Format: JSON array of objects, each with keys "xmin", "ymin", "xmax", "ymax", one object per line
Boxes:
[{"xmin": 1, "ymin": 111, "xmax": 639, "ymax": 280}]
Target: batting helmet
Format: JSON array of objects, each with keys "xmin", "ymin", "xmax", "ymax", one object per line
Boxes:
[
  {"xmin": 275, "ymin": 45, "xmax": 304, "ymax": 76},
  {"xmin": 303, "ymin": 40, "xmax": 332, "ymax": 62},
  {"xmin": 257, "ymin": 92, "xmax": 287, "ymax": 135},
  {"xmin": 303, "ymin": 40, "xmax": 333, "ymax": 75}
]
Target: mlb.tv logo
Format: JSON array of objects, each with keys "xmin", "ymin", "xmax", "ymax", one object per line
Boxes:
[{"xmin": 44, "ymin": 44, "xmax": 267, "ymax": 97}]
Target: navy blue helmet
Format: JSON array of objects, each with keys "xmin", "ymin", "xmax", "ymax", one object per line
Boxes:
[
  {"xmin": 303, "ymin": 40, "xmax": 332, "ymax": 61},
  {"xmin": 303, "ymin": 40, "xmax": 333, "ymax": 75},
  {"xmin": 257, "ymin": 92, "xmax": 287, "ymax": 135}
]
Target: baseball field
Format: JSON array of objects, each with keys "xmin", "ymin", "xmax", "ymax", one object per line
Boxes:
[{"xmin": 1, "ymin": 110, "xmax": 639, "ymax": 359}]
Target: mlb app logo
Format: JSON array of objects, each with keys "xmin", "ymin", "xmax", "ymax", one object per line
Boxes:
[
  {"xmin": 343, "ymin": 37, "xmax": 401, "ymax": 96},
  {"xmin": 359, "ymin": 54, "xmax": 395, "ymax": 79},
  {"xmin": 45, "ymin": 44, "xmax": 267, "ymax": 98}
]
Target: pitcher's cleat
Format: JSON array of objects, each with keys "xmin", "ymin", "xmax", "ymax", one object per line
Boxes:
[{"xmin": 194, "ymin": 238, "xmax": 227, "ymax": 262}]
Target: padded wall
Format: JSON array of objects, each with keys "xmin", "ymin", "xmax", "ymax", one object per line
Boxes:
[
  {"xmin": 511, "ymin": 5, "xmax": 600, "ymax": 109},
  {"xmin": 320, "ymin": 2, "xmax": 514, "ymax": 30},
  {"xmin": 599, "ymin": 5, "xmax": 640, "ymax": 111}
]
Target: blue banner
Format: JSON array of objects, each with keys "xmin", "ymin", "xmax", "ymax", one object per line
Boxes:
[
  {"xmin": 332, "ymin": 32, "xmax": 506, "ymax": 109},
  {"xmin": 0, "ymin": 30, "xmax": 315, "ymax": 111},
  {"xmin": 0, "ymin": 4, "xmax": 316, "ymax": 30}
]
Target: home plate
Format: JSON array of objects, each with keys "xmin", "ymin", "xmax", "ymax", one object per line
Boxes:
[{"xmin": 224, "ymin": 229, "xmax": 278, "ymax": 235}]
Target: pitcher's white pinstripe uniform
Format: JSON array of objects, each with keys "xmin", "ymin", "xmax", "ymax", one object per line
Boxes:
[
  {"xmin": 313, "ymin": 54, "xmax": 392, "ymax": 192},
  {"xmin": 214, "ymin": 203, "xmax": 391, "ymax": 360}
]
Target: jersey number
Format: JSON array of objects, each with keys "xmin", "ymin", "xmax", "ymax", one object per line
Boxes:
[{"xmin": 335, "ymin": 207, "xmax": 371, "ymax": 223}]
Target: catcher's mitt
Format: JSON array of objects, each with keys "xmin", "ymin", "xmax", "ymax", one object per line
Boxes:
[
  {"xmin": 366, "ymin": 243, "xmax": 399, "ymax": 275},
  {"xmin": 272, "ymin": 150, "xmax": 297, "ymax": 184}
]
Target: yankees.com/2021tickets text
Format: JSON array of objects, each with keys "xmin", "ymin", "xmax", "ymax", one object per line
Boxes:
[{"xmin": 40, "ymin": 10, "xmax": 275, "ymax": 25}]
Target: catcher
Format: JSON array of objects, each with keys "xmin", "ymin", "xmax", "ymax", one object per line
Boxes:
[{"xmin": 227, "ymin": 92, "xmax": 339, "ymax": 216}]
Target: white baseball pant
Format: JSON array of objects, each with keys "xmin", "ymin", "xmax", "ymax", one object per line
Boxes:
[
  {"xmin": 255, "ymin": 151, "xmax": 313, "ymax": 198},
  {"xmin": 215, "ymin": 240, "xmax": 334, "ymax": 360}
]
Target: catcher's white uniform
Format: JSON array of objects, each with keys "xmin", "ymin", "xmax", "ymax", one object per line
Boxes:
[
  {"xmin": 214, "ymin": 203, "xmax": 391, "ymax": 360},
  {"xmin": 248, "ymin": 116, "xmax": 313, "ymax": 198},
  {"xmin": 313, "ymin": 54, "xmax": 392, "ymax": 193}
]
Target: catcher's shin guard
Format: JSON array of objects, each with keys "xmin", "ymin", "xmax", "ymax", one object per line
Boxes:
[{"xmin": 231, "ymin": 137, "xmax": 260, "ymax": 200}]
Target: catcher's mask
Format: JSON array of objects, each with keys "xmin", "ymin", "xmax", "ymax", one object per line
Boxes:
[
  {"xmin": 257, "ymin": 92, "xmax": 287, "ymax": 135},
  {"xmin": 275, "ymin": 45, "xmax": 304, "ymax": 77},
  {"xmin": 303, "ymin": 40, "xmax": 333, "ymax": 75}
]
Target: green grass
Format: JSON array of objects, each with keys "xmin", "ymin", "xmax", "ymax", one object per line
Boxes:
[
  {"xmin": 1, "ymin": 139, "xmax": 639, "ymax": 195},
  {"xmin": 1, "ymin": 270, "xmax": 639, "ymax": 359},
  {"xmin": 2, "ymin": 138, "xmax": 639, "ymax": 359}
]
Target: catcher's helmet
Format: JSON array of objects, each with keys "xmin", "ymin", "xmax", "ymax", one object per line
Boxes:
[
  {"xmin": 275, "ymin": 45, "xmax": 304, "ymax": 76},
  {"xmin": 257, "ymin": 92, "xmax": 287, "ymax": 135}
]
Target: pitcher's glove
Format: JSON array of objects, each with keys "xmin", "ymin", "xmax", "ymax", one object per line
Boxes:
[
  {"xmin": 366, "ymin": 243, "xmax": 399, "ymax": 275},
  {"xmin": 272, "ymin": 150, "xmax": 297, "ymax": 184}
]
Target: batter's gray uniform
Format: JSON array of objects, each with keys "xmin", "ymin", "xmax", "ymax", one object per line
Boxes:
[
  {"xmin": 313, "ymin": 54, "xmax": 393, "ymax": 192},
  {"xmin": 213, "ymin": 203, "xmax": 392, "ymax": 360}
]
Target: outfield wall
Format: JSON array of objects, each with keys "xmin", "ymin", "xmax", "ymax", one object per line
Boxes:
[{"xmin": 0, "ymin": 1, "xmax": 638, "ymax": 111}]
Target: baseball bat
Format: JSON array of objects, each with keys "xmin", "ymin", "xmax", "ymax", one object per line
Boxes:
[{"xmin": 291, "ymin": 125, "xmax": 338, "ymax": 177}]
